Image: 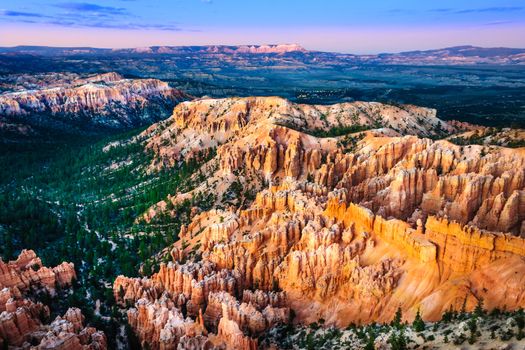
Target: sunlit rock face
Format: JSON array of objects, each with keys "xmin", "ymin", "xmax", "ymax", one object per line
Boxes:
[
  {"xmin": 114, "ymin": 96, "xmax": 525, "ymax": 348},
  {"xmin": 0, "ymin": 72, "xmax": 190, "ymax": 136},
  {"xmin": 0, "ymin": 250, "xmax": 107, "ymax": 349}
]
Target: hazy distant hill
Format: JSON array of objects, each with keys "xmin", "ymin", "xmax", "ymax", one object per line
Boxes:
[
  {"xmin": 375, "ymin": 45, "xmax": 525, "ymax": 64},
  {"xmin": 0, "ymin": 44, "xmax": 306, "ymax": 56},
  {"xmin": 1, "ymin": 44, "xmax": 524, "ymax": 64}
]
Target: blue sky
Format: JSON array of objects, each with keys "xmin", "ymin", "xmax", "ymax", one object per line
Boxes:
[{"xmin": 1, "ymin": 0, "xmax": 524, "ymax": 53}]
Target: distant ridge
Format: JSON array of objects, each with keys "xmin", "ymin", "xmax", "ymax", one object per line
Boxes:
[
  {"xmin": 394, "ymin": 45, "xmax": 525, "ymax": 58},
  {"xmin": 0, "ymin": 44, "xmax": 524, "ymax": 64}
]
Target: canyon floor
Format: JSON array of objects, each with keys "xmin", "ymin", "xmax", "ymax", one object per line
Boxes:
[{"xmin": 1, "ymin": 95, "xmax": 525, "ymax": 349}]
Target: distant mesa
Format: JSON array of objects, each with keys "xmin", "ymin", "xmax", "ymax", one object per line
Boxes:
[
  {"xmin": 122, "ymin": 43, "xmax": 308, "ymax": 54},
  {"xmin": 221, "ymin": 43, "xmax": 307, "ymax": 54}
]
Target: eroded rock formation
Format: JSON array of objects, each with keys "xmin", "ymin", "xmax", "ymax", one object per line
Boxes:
[
  {"xmin": 114, "ymin": 96, "xmax": 525, "ymax": 348},
  {"xmin": 0, "ymin": 72, "xmax": 190, "ymax": 136},
  {"xmin": 0, "ymin": 250, "xmax": 106, "ymax": 349}
]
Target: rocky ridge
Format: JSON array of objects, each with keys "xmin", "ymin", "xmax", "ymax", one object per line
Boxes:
[
  {"xmin": 113, "ymin": 96, "xmax": 525, "ymax": 348},
  {"xmin": 0, "ymin": 72, "xmax": 190, "ymax": 138},
  {"xmin": 0, "ymin": 250, "xmax": 106, "ymax": 349}
]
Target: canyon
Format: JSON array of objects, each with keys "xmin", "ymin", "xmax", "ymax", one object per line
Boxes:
[
  {"xmin": 1, "ymin": 0, "xmax": 525, "ymax": 346},
  {"xmin": 107, "ymin": 97, "xmax": 525, "ymax": 348},
  {"xmin": 0, "ymin": 94, "xmax": 523, "ymax": 348}
]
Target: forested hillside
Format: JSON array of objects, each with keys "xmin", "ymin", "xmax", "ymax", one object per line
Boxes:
[{"xmin": 0, "ymin": 129, "xmax": 214, "ymax": 347}]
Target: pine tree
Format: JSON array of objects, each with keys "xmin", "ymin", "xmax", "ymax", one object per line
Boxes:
[
  {"xmin": 412, "ymin": 309, "xmax": 425, "ymax": 332},
  {"xmin": 364, "ymin": 335, "xmax": 375, "ymax": 350},
  {"xmin": 459, "ymin": 297, "xmax": 468, "ymax": 319},
  {"xmin": 138, "ymin": 240, "xmax": 148, "ymax": 259},
  {"xmin": 388, "ymin": 330, "xmax": 407, "ymax": 350},
  {"xmin": 118, "ymin": 285, "xmax": 125, "ymax": 299},
  {"xmin": 391, "ymin": 307, "xmax": 403, "ymax": 329},
  {"xmin": 515, "ymin": 309, "xmax": 525, "ymax": 339},
  {"xmin": 441, "ymin": 306, "xmax": 456, "ymax": 323},
  {"xmin": 142, "ymin": 259, "xmax": 152, "ymax": 276},
  {"xmin": 467, "ymin": 317, "xmax": 478, "ymax": 344},
  {"xmin": 473, "ymin": 298, "xmax": 485, "ymax": 318}
]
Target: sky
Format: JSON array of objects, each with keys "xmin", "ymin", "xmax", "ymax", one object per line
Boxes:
[{"xmin": 0, "ymin": 0, "xmax": 524, "ymax": 53}]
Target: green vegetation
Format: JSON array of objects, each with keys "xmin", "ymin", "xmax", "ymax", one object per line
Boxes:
[
  {"xmin": 338, "ymin": 132, "xmax": 365, "ymax": 153},
  {"xmin": 0, "ymin": 191, "xmax": 63, "ymax": 258},
  {"xmin": 0, "ymin": 128, "xmax": 215, "ymax": 347},
  {"xmin": 449, "ymin": 128, "xmax": 525, "ymax": 148},
  {"xmin": 391, "ymin": 307, "xmax": 403, "ymax": 329},
  {"xmin": 412, "ymin": 309, "xmax": 425, "ymax": 332},
  {"xmin": 309, "ymin": 124, "xmax": 371, "ymax": 138},
  {"xmin": 388, "ymin": 330, "xmax": 408, "ymax": 350},
  {"xmin": 515, "ymin": 309, "xmax": 525, "ymax": 340},
  {"xmin": 263, "ymin": 302, "xmax": 525, "ymax": 349},
  {"xmin": 449, "ymin": 131, "xmax": 491, "ymax": 146}
]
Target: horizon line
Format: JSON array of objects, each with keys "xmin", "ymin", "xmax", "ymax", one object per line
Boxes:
[{"xmin": 1, "ymin": 43, "xmax": 525, "ymax": 56}]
